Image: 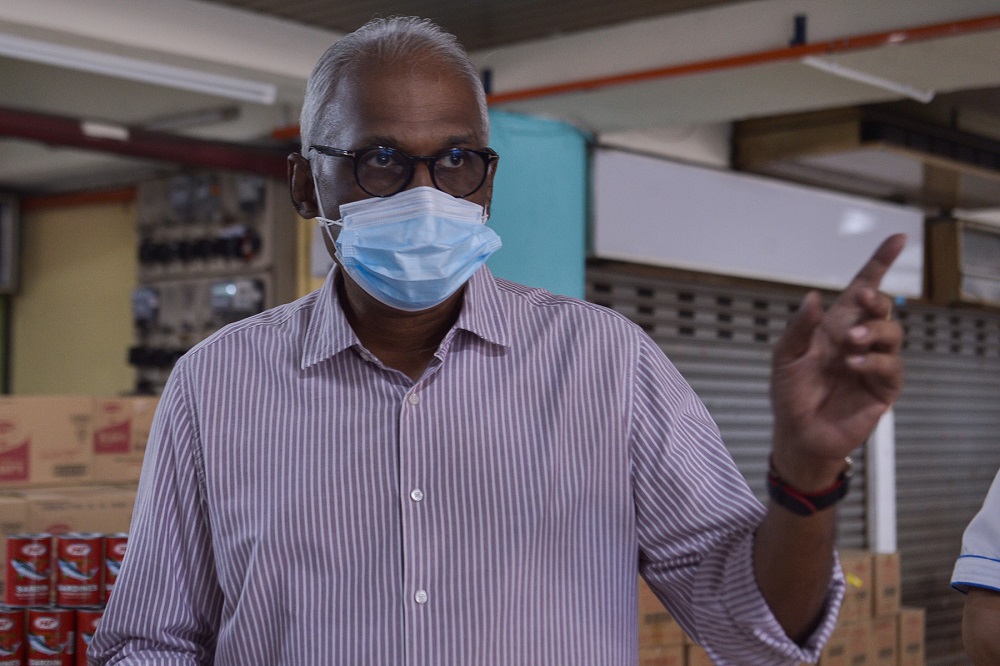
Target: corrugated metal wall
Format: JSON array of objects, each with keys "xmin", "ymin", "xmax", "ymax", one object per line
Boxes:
[
  {"xmin": 894, "ymin": 302, "xmax": 1000, "ymax": 666},
  {"xmin": 587, "ymin": 261, "xmax": 1000, "ymax": 665},
  {"xmin": 586, "ymin": 263, "xmax": 868, "ymax": 547}
]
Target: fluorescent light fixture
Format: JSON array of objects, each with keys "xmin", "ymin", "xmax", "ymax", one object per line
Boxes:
[
  {"xmin": 802, "ymin": 56, "xmax": 934, "ymax": 104},
  {"xmin": 81, "ymin": 120, "xmax": 130, "ymax": 141},
  {"xmin": 0, "ymin": 33, "xmax": 277, "ymax": 104}
]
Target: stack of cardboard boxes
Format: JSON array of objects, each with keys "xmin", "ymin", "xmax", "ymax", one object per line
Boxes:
[
  {"xmin": 638, "ymin": 550, "xmax": 926, "ymax": 666},
  {"xmin": 820, "ymin": 550, "xmax": 925, "ymax": 666},
  {"xmin": 0, "ymin": 395, "xmax": 155, "ymax": 596}
]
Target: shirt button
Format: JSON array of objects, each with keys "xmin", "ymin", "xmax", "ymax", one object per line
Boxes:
[
  {"xmin": 415, "ymin": 590, "xmax": 428, "ymax": 604},
  {"xmin": 410, "ymin": 489, "xmax": 424, "ymax": 502},
  {"xmin": 407, "ymin": 393, "xmax": 420, "ymax": 406}
]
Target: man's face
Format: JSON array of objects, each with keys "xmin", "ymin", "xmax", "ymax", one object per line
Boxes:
[{"xmin": 310, "ymin": 55, "xmax": 494, "ymax": 220}]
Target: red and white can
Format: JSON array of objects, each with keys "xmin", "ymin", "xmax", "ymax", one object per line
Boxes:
[
  {"xmin": 74, "ymin": 608, "xmax": 102, "ymax": 666},
  {"xmin": 102, "ymin": 534, "xmax": 127, "ymax": 604},
  {"xmin": 0, "ymin": 606, "xmax": 25, "ymax": 666},
  {"xmin": 55, "ymin": 534, "xmax": 103, "ymax": 608},
  {"xmin": 27, "ymin": 607, "xmax": 74, "ymax": 666},
  {"xmin": 5, "ymin": 534, "xmax": 52, "ymax": 607}
]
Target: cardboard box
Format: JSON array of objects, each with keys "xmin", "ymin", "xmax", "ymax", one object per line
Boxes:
[
  {"xmin": 637, "ymin": 645, "xmax": 683, "ymax": 666},
  {"xmin": 838, "ymin": 550, "xmax": 872, "ymax": 623},
  {"xmin": 868, "ymin": 616, "xmax": 896, "ymax": 666},
  {"xmin": 639, "ymin": 610, "xmax": 684, "ymax": 647},
  {"xmin": 0, "ymin": 485, "xmax": 137, "ymax": 596},
  {"xmin": 871, "ymin": 552, "xmax": 900, "ymax": 617},
  {"xmin": 91, "ymin": 396, "xmax": 158, "ymax": 483},
  {"xmin": 818, "ymin": 624, "xmax": 849, "ymax": 666},
  {"xmin": 685, "ymin": 645, "xmax": 713, "ymax": 666},
  {"xmin": 638, "ymin": 577, "xmax": 684, "ymax": 647},
  {"xmin": 638, "ymin": 577, "xmax": 666, "ymax": 614},
  {"xmin": 898, "ymin": 607, "xmax": 925, "ymax": 666},
  {"xmin": 844, "ymin": 620, "xmax": 870, "ymax": 666},
  {"xmin": 0, "ymin": 396, "xmax": 93, "ymax": 487}
]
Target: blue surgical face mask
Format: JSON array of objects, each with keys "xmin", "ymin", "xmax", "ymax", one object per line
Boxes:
[{"xmin": 313, "ymin": 184, "xmax": 502, "ymax": 312}]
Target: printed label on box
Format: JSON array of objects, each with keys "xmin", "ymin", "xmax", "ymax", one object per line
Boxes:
[
  {"xmin": 0, "ymin": 439, "xmax": 29, "ymax": 482},
  {"xmin": 94, "ymin": 420, "xmax": 130, "ymax": 454}
]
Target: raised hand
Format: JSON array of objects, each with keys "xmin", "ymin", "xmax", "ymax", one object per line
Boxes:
[{"xmin": 769, "ymin": 234, "xmax": 907, "ymax": 491}]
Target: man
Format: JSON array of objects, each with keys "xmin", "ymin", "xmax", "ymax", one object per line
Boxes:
[
  {"xmin": 952, "ymin": 469, "xmax": 1000, "ymax": 665},
  {"xmin": 91, "ymin": 16, "xmax": 905, "ymax": 665}
]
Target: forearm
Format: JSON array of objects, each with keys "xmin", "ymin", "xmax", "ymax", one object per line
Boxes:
[
  {"xmin": 753, "ymin": 500, "xmax": 837, "ymax": 644},
  {"xmin": 964, "ymin": 588, "xmax": 1000, "ymax": 665}
]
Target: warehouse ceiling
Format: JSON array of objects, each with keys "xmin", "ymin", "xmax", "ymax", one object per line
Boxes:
[
  {"xmin": 1, "ymin": 0, "xmax": 1000, "ymax": 211},
  {"xmin": 204, "ymin": 0, "xmax": 754, "ymax": 51}
]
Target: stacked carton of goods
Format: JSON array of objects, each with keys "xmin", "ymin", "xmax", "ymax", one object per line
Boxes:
[
  {"xmin": 818, "ymin": 550, "xmax": 926, "ymax": 666},
  {"xmin": 0, "ymin": 395, "xmax": 156, "ymax": 489},
  {"xmin": 640, "ymin": 549, "xmax": 926, "ymax": 666},
  {"xmin": 0, "ymin": 395, "xmax": 153, "ymax": 664},
  {"xmin": 0, "ymin": 395, "xmax": 156, "ymax": 595},
  {"xmin": 637, "ymin": 577, "xmax": 686, "ymax": 666}
]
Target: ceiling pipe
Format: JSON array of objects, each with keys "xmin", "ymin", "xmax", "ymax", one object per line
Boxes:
[
  {"xmin": 486, "ymin": 13, "xmax": 1000, "ymax": 105},
  {"xmin": 0, "ymin": 106, "xmax": 290, "ymax": 179}
]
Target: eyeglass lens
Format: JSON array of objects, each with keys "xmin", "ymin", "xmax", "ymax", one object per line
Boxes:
[{"xmin": 356, "ymin": 147, "xmax": 489, "ymax": 197}]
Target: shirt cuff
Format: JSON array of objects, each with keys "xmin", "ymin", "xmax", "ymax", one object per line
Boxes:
[
  {"xmin": 692, "ymin": 534, "xmax": 846, "ymax": 664},
  {"xmin": 952, "ymin": 554, "xmax": 1000, "ymax": 594}
]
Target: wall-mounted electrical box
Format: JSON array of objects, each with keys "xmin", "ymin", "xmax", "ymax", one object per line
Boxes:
[{"xmin": 130, "ymin": 172, "xmax": 297, "ymax": 394}]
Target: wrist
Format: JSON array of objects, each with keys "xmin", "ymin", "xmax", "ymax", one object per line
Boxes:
[
  {"xmin": 769, "ymin": 449, "xmax": 851, "ymax": 493},
  {"xmin": 767, "ymin": 454, "xmax": 853, "ymax": 517}
]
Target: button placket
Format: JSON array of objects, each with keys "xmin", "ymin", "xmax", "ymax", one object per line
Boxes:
[{"xmin": 399, "ymin": 384, "xmax": 431, "ymax": 632}]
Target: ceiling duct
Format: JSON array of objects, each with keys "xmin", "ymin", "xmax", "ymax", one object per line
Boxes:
[{"xmin": 733, "ymin": 107, "xmax": 1000, "ymax": 211}]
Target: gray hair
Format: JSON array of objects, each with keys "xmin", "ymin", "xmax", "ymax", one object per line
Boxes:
[{"xmin": 299, "ymin": 16, "xmax": 489, "ymax": 154}]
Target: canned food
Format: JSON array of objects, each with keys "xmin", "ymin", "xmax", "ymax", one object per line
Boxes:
[
  {"xmin": 5, "ymin": 535, "xmax": 52, "ymax": 607},
  {"xmin": 55, "ymin": 534, "xmax": 103, "ymax": 608},
  {"xmin": 74, "ymin": 608, "xmax": 102, "ymax": 666},
  {"xmin": 0, "ymin": 606, "xmax": 25, "ymax": 666},
  {"xmin": 27, "ymin": 607, "xmax": 74, "ymax": 666},
  {"xmin": 102, "ymin": 534, "xmax": 127, "ymax": 604}
]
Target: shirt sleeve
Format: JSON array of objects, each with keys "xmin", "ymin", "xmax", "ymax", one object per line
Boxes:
[
  {"xmin": 952, "ymin": 468, "xmax": 1000, "ymax": 593},
  {"xmin": 629, "ymin": 333, "xmax": 843, "ymax": 665},
  {"xmin": 89, "ymin": 358, "xmax": 224, "ymax": 665}
]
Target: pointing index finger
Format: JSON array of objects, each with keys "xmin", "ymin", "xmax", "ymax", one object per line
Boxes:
[{"xmin": 848, "ymin": 233, "xmax": 907, "ymax": 292}]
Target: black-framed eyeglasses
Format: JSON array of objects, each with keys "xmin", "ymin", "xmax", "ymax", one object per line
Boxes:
[{"xmin": 310, "ymin": 144, "xmax": 498, "ymax": 198}]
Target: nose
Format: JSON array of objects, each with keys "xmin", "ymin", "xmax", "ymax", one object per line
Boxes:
[{"xmin": 406, "ymin": 158, "xmax": 436, "ymax": 190}]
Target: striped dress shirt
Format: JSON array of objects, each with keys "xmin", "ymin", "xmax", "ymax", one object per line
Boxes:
[{"xmin": 91, "ymin": 266, "xmax": 842, "ymax": 665}]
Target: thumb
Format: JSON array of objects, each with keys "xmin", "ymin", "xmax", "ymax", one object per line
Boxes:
[{"xmin": 774, "ymin": 290, "xmax": 823, "ymax": 365}]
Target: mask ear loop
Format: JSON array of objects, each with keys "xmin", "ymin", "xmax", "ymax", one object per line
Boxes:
[{"xmin": 311, "ymin": 168, "xmax": 343, "ymax": 250}]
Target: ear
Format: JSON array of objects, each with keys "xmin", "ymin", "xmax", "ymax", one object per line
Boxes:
[{"xmin": 288, "ymin": 152, "xmax": 320, "ymax": 219}]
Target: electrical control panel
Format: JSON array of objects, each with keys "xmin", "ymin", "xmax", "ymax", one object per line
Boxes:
[{"xmin": 130, "ymin": 172, "xmax": 297, "ymax": 394}]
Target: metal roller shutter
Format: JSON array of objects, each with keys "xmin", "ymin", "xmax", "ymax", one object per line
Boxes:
[
  {"xmin": 586, "ymin": 263, "xmax": 868, "ymax": 548},
  {"xmin": 894, "ymin": 303, "xmax": 1000, "ymax": 666}
]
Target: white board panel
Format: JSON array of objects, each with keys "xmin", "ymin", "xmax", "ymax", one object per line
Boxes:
[{"xmin": 593, "ymin": 149, "xmax": 924, "ymax": 297}]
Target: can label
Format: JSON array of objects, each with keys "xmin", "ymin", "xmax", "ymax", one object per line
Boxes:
[
  {"xmin": 75, "ymin": 609, "xmax": 102, "ymax": 666},
  {"xmin": 55, "ymin": 534, "xmax": 103, "ymax": 608},
  {"xmin": 5, "ymin": 535, "xmax": 52, "ymax": 607},
  {"xmin": 27, "ymin": 608, "xmax": 74, "ymax": 666},
  {"xmin": 102, "ymin": 534, "xmax": 127, "ymax": 604},
  {"xmin": 0, "ymin": 607, "xmax": 25, "ymax": 666}
]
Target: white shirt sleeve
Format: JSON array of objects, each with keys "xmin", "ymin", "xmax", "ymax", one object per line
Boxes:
[{"xmin": 952, "ymin": 468, "xmax": 1000, "ymax": 593}]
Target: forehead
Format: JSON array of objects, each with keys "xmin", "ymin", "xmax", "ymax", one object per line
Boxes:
[{"xmin": 320, "ymin": 55, "xmax": 487, "ymax": 150}]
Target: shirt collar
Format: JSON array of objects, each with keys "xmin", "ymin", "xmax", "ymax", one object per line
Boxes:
[
  {"xmin": 301, "ymin": 265, "xmax": 510, "ymax": 370},
  {"xmin": 453, "ymin": 266, "xmax": 510, "ymax": 349}
]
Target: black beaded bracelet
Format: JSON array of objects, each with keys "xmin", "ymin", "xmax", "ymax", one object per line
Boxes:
[{"xmin": 766, "ymin": 456, "xmax": 853, "ymax": 516}]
